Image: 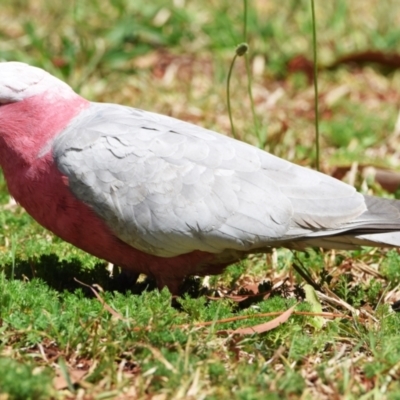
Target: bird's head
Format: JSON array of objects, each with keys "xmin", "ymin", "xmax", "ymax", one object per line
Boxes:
[{"xmin": 0, "ymin": 61, "xmax": 75, "ymax": 104}]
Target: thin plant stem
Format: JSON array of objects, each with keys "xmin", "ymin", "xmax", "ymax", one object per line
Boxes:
[
  {"xmin": 310, "ymin": 0, "xmax": 320, "ymax": 171},
  {"xmin": 243, "ymin": 0, "xmax": 248, "ymax": 39},
  {"xmin": 243, "ymin": 0, "xmax": 260, "ymax": 144},
  {"xmin": 226, "ymin": 0, "xmax": 260, "ymax": 141},
  {"xmin": 10, "ymin": 234, "xmax": 17, "ymax": 280},
  {"xmin": 227, "ymin": 53, "xmax": 238, "ymax": 139},
  {"xmin": 245, "ymin": 50, "xmax": 260, "ymax": 144}
]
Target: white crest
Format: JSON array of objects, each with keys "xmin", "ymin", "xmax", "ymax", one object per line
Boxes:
[{"xmin": 0, "ymin": 62, "xmax": 75, "ymax": 104}]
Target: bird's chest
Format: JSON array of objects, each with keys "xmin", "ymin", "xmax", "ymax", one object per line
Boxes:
[{"xmin": 5, "ymin": 155, "xmax": 93, "ymax": 241}]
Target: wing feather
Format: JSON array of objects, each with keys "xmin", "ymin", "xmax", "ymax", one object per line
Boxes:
[{"xmin": 52, "ymin": 102, "xmax": 370, "ymax": 257}]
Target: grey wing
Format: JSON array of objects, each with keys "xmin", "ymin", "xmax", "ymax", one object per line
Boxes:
[{"xmin": 52, "ymin": 102, "xmax": 368, "ymax": 257}]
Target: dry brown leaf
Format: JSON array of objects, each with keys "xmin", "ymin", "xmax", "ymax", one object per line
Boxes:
[{"xmin": 224, "ymin": 303, "xmax": 297, "ymax": 335}]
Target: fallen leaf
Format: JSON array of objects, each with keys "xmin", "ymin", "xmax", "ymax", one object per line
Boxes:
[{"xmin": 226, "ymin": 303, "xmax": 297, "ymax": 335}]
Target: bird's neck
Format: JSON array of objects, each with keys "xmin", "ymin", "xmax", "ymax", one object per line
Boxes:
[{"xmin": 0, "ymin": 91, "xmax": 90, "ymax": 172}]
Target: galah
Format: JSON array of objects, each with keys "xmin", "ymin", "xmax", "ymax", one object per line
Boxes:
[{"xmin": 1, "ymin": 61, "xmax": 400, "ymax": 293}]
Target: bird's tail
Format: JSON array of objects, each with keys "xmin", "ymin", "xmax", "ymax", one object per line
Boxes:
[{"xmin": 289, "ymin": 195, "xmax": 400, "ymax": 250}]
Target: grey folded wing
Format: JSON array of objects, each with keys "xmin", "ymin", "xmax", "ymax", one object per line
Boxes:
[{"xmin": 51, "ymin": 102, "xmax": 371, "ymax": 257}]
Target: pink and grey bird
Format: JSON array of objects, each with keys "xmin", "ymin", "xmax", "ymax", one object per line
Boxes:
[{"xmin": 1, "ymin": 61, "xmax": 400, "ymax": 293}]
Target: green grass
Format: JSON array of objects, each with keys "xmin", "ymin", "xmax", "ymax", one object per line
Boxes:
[{"xmin": 2, "ymin": 0, "xmax": 400, "ymax": 398}]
